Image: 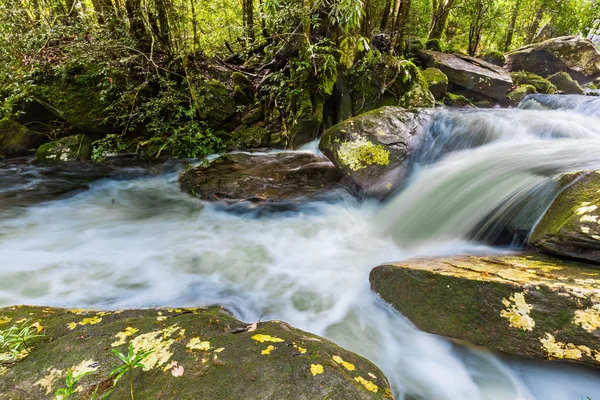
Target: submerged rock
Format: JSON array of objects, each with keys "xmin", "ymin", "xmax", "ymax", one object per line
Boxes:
[
  {"xmin": 319, "ymin": 106, "xmax": 431, "ymax": 198},
  {"xmin": 0, "ymin": 306, "xmax": 392, "ymax": 399},
  {"xmin": 419, "ymin": 51, "xmax": 513, "ymax": 101},
  {"xmin": 370, "ymin": 253, "xmax": 600, "ymax": 368},
  {"xmin": 531, "ymin": 171, "xmax": 600, "ymax": 264},
  {"xmin": 179, "ymin": 152, "xmax": 343, "ymax": 205},
  {"xmin": 506, "ymin": 36, "xmax": 600, "ymax": 84}
]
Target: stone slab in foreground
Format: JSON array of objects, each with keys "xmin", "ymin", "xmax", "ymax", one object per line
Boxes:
[
  {"xmin": 370, "ymin": 254, "xmax": 600, "ymax": 368},
  {"xmin": 0, "ymin": 306, "xmax": 391, "ymax": 399}
]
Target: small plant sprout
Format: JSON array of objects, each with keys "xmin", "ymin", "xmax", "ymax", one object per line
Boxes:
[
  {"xmin": 54, "ymin": 369, "xmax": 95, "ymax": 400},
  {"xmin": 0, "ymin": 319, "xmax": 43, "ymax": 362},
  {"xmin": 110, "ymin": 342, "xmax": 153, "ymax": 400}
]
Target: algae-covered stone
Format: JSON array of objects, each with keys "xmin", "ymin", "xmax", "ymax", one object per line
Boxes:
[
  {"xmin": 419, "ymin": 50, "xmax": 513, "ymax": 101},
  {"xmin": 483, "ymin": 51, "xmax": 506, "ymax": 67},
  {"xmin": 232, "ymin": 72, "xmax": 255, "ymax": 105},
  {"xmin": 350, "ymin": 51, "xmax": 434, "ymax": 115},
  {"xmin": 531, "ymin": 171, "xmax": 600, "ymax": 263},
  {"xmin": 507, "ymin": 85, "xmax": 537, "ymax": 104},
  {"xmin": 35, "ymin": 135, "xmax": 94, "ymax": 163},
  {"xmin": 179, "ymin": 152, "xmax": 343, "ymax": 205},
  {"xmin": 506, "ymin": 36, "xmax": 600, "ymax": 84},
  {"xmin": 548, "ymin": 72, "xmax": 584, "ymax": 95},
  {"xmin": 198, "ymin": 79, "xmax": 237, "ymax": 123},
  {"xmin": 443, "ymin": 93, "xmax": 474, "ymax": 108},
  {"xmin": 370, "ymin": 253, "xmax": 600, "ymax": 368},
  {"xmin": 230, "ymin": 126, "xmax": 271, "ymax": 149},
  {"xmin": 422, "ymin": 68, "xmax": 448, "ymax": 100},
  {"xmin": 319, "ymin": 106, "xmax": 432, "ymax": 198},
  {"xmin": 0, "ymin": 119, "xmax": 47, "ymax": 158},
  {"xmin": 510, "ymin": 71, "xmax": 556, "ymax": 94},
  {"xmin": 0, "ymin": 306, "xmax": 392, "ymax": 399}
]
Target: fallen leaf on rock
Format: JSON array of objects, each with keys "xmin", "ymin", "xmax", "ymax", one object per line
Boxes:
[{"xmin": 171, "ymin": 362, "xmax": 184, "ymax": 377}]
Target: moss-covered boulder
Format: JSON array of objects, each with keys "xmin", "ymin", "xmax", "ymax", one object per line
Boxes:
[
  {"xmin": 198, "ymin": 79, "xmax": 237, "ymax": 124},
  {"xmin": 0, "ymin": 306, "xmax": 392, "ymax": 399},
  {"xmin": 530, "ymin": 171, "xmax": 600, "ymax": 263},
  {"xmin": 35, "ymin": 135, "xmax": 93, "ymax": 163},
  {"xmin": 319, "ymin": 106, "xmax": 431, "ymax": 198},
  {"xmin": 482, "ymin": 51, "xmax": 506, "ymax": 67},
  {"xmin": 506, "ymin": 36, "xmax": 600, "ymax": 84},
  {"xmin": 179, "ymin": 152, "xmax": 343, "ymax": 206},
  {"xmin": 510, "ymin": 71, "xmax": 556, "ymax": 94},
  {"xmin": 442, "ymin": 93, "xmax": 474, "ymax": 108},
  {"xmin": 232, "ymin": 72, "xmax": 255, "ymax": 105},
  {"xmin": 548, "ymin": 72, "xmax": 584, "ymax": 95},
  {"xmin": 370, "ymin": 253, "xmax": 600, "ymax": 368},
  {"xmin": 421, "ymin": 68, "xmax": 448, "ymax": 100},
  {"xmin": 0, "ymin": 119, "xmax": 47, "ymax": 158},
  {"xmin": 419, "ymin": 50, "xmax": 513, "ymax": 101},
  {"xmin": 507, "ymin": 85, "xmax": 538, "ymax": 104},
  {"xmin": 350, "ymin": 51, "xmax": 434, "ymax": 115}
]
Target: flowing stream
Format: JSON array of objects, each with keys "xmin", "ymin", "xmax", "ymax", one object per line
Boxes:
[{"xmin": 2, "ymin": 104, "xmax": 600, "ymax": 399}]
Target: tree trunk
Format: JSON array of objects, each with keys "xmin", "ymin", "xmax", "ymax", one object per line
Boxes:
[
  {"xmin": 244, "ymin": 0, "xmax": 255, "ymax": 41},
  {"xmin": 64, "ymin": 0, "xmax": 78, "ymax": 17},
  {"xmin": 504, "ymin": 0, "xmax": 522, "ymax": 51},
  {"xmin": 91, "ymin": 0, "xmax": 113, "ymax": 24},
  {"xmin": 393, "ymin": 0, "xmax": 411, "ymax": 51},
  {"xmin": 428, "ymin": 0, "xmax": 456, "ymax": 40},
  {"xmin": 380, "ymin": 0, "xmax": 393, "ymax": 31},
  {"xmin": 125, "ymin": 0, "xmax": 146, "ymax": 42},
  {"xmin": 525, "ymin": 6, "xmax": 544, "ymax": 44}
]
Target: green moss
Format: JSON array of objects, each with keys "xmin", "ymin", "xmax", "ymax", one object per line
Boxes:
[
  {"xmin": 548, "ymin": 72, "xmax": 584, "ymax": 95},
  {"xmin": 425, "ymin": 39, "xmax": 443, "ymax": 52},
  {"xmin": 0, "ymin": 119, "xmax": 44, "ymax": 158},
  {"xmin": 510, "ymin": 71, "xmax": 556, "ymax": 94},
  {"xmin": 337, "ymin": 137, "xmax": 390, "ymax": 171},
  {"xmin": 197, "ymin": 79, "xmax": 237, "ymax": 123},
  {"xmin": 421, "ymin": 68, "xmax": 448, "ymax": 100},
  {"xmin": 35, "ymin": 134, "xmax": 93, "ymax": 163},
  {"xmin": 507, "ymin": 84, "xmax": 537, "ymax": 103},
  {"xmin": 232, "ymin": 72, "xmax": 254, "ymax": 105},
  {"xmin": 483, "ymin": 51, "xmax": 506, "ymax": 67},
  {"xmin": 443, "ymin": 93, "xmax": 474, "ymax": 107}
]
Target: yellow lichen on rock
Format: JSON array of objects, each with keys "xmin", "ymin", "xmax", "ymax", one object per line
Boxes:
[
  {"xmin": 310, "ymin": 363, "xmax": 324, "ymax": 376},
  {"xmin": 70, "ymin": 359, "xmax": 99, "ymax": 376},
  {"xmin": 112, "ymin": 326, "xmax": 139, "ymax": 347},
  {"xmin": 0, "ymin": 316, "xmax": 11, "ymax": 324},
  {"xmin": 337, "ymin": 137, "xmax": 390, "ymax": 171},
  {"xmin": 573, "ymin": 304, "xmax": 600, "ymax": 333},
  {"xmin": 540, "ymin": 333, "xmax": 593, "ymax": 360},
  {"xmin": 187, "ymin": 337, "xmax": 210, "ymax": 351},
  {"xmin": 131, "ymin": 324, "xmax": 184, "ymax": 371},
  {"xmin": 0, "ymin": 366, "xmax": 8, "ymax": 376},
  {"xmin": 293, "ymin": 343, "xmax": 307, "ymax": 354},
  {"xmin": 251, "ymin": 334, "xmax": 285, "ymax": 343},
  {"xmin": 332, "ymin": 355, "xmax": 355, "ymax": 371},
  {"xmin": 35, "ymin": 368, "xmax": 63, "ymax": 395},
  {"xmin": 261, "ymin": 345, "xmax": 276, "ymax": 355},
  {"xmin": 354, "ymin": 376, "xmax": 379, "ymax": 393},
  {"xmin": 500, "ymin": 292, "xmax": 535, "ymax": 331}
]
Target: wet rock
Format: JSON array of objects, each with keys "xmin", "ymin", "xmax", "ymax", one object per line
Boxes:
[
  {"xmin": 35, "ymin": 134, "xmax": 94, "ymax": 163},
  {"xmin": 548, "ymin": 72, "xmax": 584, "ymax": 95},
  {"xmin": 510, "ymin": 71, "xmax": 556, "ymax": 94},
  {"xmin": 0, "ymin": 119, "xmax": 47, "ymax": 158},
  {"xmin": 350, "ymin": 51, "xmax": 434, "ymax": 115},
  {"xmin": 482, "ymin": 51, "xmax": 506, "ymax": 67},
  {"xmin": 506, "ymin": 36, "xmax": 600, "ymax": 84},
  {"xmin": 419, "ymin": 51, "xmax": 513, "ymax": 101},
  {"xmin": 531, "ymin": 171, "xmax": 600, "ymax": 264},
  {"xmin": 506, "ymin": 85, "xmax": 537, "ymax": 104},
  {"xmin": 0, "ymin": 306, "xmax": 392, "ymax": 399},
  {"xmin": 179, "ymin": 152, "xmax": 344, "ymax": 204},
  {"xmin": 319, "ymin": 106, "xmax": 431, "ymax": 198},
  {"xmin": 421, "ymin": 68, "xmax": 448, "ymax": 100},
  {"xmin": 443, "ymin": 93, "xmax": 474, "ymax": 108},
  {"xmin": 370, "ymin": 253, "xmax": 600, "ymax": 368}
]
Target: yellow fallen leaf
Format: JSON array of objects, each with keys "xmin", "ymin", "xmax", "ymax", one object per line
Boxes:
[
  {"xmin": 310, "ymin": 364, "xmax": 324, "ymax": 376},
  {"xmin": 31, "ymin": 322, "xmax": 43, "ymax": 333}
]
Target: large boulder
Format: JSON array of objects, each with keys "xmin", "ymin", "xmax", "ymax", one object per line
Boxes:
[
  {"xmin": 179, "ymin": 152, "xmax": 343, "ymax": 205},
  {"xmin": 370, "ymin": 253, "xmax": 600, "ymax": 368},
  {"xmin": 531, "ymin": 171, "xmax": 600, "ymax": 263},
  {"xmin": 0, "ymin": 306, "xmax": 392, "ymax": 399},
  {"xmin": 510, "ymin": 71, "xmax": 556, "ymax": 94},
  {"xmin": 419, "ymin": 51, "xmax": 513, "ymax": 101},
  {"xmin": 319, "ymin": 106, "xmax": 431, "ymax": 198},
  {"xmin": 35, "ymin": 134, "xmax": 94, "ymax": 163},
  {"xmin": 350, "ymin": 51, "xmax": 434, "ymax": 115},
  {"xmin": 506, "ymin": 36, "xmax": 600, "ymax": 84},
  {"xmin": 421, "ymin": 68, "xmax": 448, "ymax": 100},
  {"xmin": 0, "ymin": 119, "xmax": 47, "ymax": 158},
  {"xmin": 548, "ymin": 72, "xmax": 584, "ymax": 95}
]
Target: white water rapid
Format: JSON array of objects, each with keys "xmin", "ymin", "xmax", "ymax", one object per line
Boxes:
[{"xmin": 1, "ymin": 106, "xmax": 600, "ymax": 399}]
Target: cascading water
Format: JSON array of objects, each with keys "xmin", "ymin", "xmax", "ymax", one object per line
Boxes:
[{"xmin": 1, "ymin": 105, "xmax": 600, "ymax": 400}]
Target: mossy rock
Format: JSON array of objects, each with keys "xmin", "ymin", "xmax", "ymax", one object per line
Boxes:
[
  {"xmin": 510, "ymin": 71, "xmax": 556, "ymax": 94},
  {"xmin": 0, "ymin": 306, "xmax": 392, "ymax": 399},
  {"xmin": 35, "ymin": 135, "xmax": 93, "ymax": 163},
  {"xmin": 506, "ymin": 85, "xmax": 537, "ymax": 104},
  {"xmin": 421, "ymin": 68, "xmax": 448, "ymax": 100},
  {"xmin": 232, "ymin": 72, "xmax": 255, "ymax": 105},
  {"xmin": 425, "ymin": 39, "xmax": 443, "ymax": 52},
  {"xmin": 350, "ymin": 51, "xmax": 434, "ymax": 115},
  {"xmin": 531, "ymin": 171, "xmax": 600, "ymax": 263},
  {"xmin": 482, "ymin": 51, "xmax": 506, "ymax": 67},
  {"xmin": 548, "ymin": 72, "xmax": 584, "ymax": 95},
  {"xmin": 370, "ymin": 253, "xmax": 600, "ymax": 368},
  {"xmin": 319, "ymin": 106, "xmax": 432, "ymax": 198},
  {"xmin": 198, "ymin": 79, "xmax": 237, "ymax": 124},
  {"xmin": 230, "ymin": 126, "xmax": 271, "ymax": 149},
  {"xmin": 0, "ymin": 119, "xmax": 47, "ymax": 158},
  {"xmin": 443, "ymin": 93, "xmax": 474, "ymax": 108}
]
